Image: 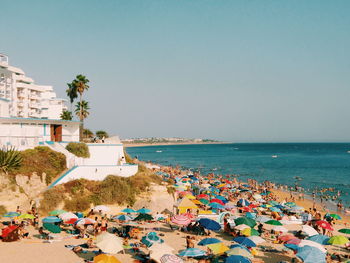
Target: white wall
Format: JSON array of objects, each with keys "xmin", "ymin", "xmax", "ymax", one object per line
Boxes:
[
  {"xmin": 0, "ymin": 100, "xmax": 9, "ymax": 117},
  {"xmin": 51, "ymin": 164, "xmax": 139, "ymax": 186}
]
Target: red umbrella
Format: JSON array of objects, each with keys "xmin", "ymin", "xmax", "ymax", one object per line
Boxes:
[
  {"xmin": 286, "ymin": 238, "xmax": 301, "ymax": 245},
  {"xmin": 242, "ymin": 206, "xmax": 253, "ymax": 212},
  {"xmin": 278, "ymin": 234, "xmax": 296, "ymax": 242},
  {"xmin": 210, "ymin": 199, "xmax": 224, "ymax": 205},
  {"xmin": 197, "ymin": 194, "xmax": 209, "ymax": 200},
  {"xmin": 316, "ymin": 220, "xmax": 334, "ymax": 231},
  {"xmin": 249, "ymin": 204, "xmax": 258, "ymax": 208},
  {"xmin": 64, "ymin": 218, "xmax": 78, "ymax": 224},
  {"xmin": 1, "ymin": 225, "xmax": 18, "ymax": 238}
]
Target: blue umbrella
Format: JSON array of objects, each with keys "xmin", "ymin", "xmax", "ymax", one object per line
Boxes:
[
  {"xmin": 141, "ymin": 232, "xmax": 164, "ymax": 247},
  {"xmin": 237, "ymin": 199, "xmax": 250, "ymax": 207},
  {"xmin": 136, "ymin": 208, "xmax": 151, "ymax": 214},
  {"xmin": 3, "ymin": 212, "xmax": 20, "ymax": 218},
  {"xmin": 215, "ymin": 196, "xmax": 228, "ymax": 203},
  {"xmin": 178, "ymin": 248, "xmax": 206, "ymax": 257},
  {"xmin": 245, "ymin": 212, "xmax": 256, "ymax": 219},
  {"xmin": 198, "ymin": 237, "xmax": 222, "ymax": 246},
  {"xmin": 307, "ymin": 235, "xmax": 330, "ymax": 245},
  {"xmin": 42, "ymin": 216, "xmax": 62, "ymax": 223},
  {"xmin": 75, "ymin": 212, "xmax": 84, "ymax": 218},
  {"xmin": 225, "ymin": 255, "xmax": 251, "ymax": 263},
  {"xmin": 122, "ymin": 208, "xmax": 136, "ymax": 213},
  {"xmin": 198, "ymin": 218, "xmax": 221, "ymax": 231},
  {"xmin": 270, "ymin": 207, "xmax": 281, "ymax": 212},
  {"xmin": 229, "ymin": 244, "xmax": 250, "ymax": 251},
  {"xmin": 114, "ymin": 214, "xmax": 133, "ymax": 221},
  {"xmin": 284, "ymin": 243, "xmax": 299, "ymax": 251},
  {"xmin": 209, "ymin": 202, "xmax": 224, "ymax": 209},
  {"xmin": 296, "ymin": 246, "xmax": 326, "ymax": 263},
  {"xmin": 233, "ymin": 237, "xmax": 256, "ymax": 247}
]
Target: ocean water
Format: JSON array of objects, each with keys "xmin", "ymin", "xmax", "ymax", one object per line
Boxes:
[{"xmin": 126, "ymin": 143, "xmax": 350, "ymax": 207}]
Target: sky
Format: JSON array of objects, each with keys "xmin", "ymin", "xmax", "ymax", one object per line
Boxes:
[{"xmin": 1, "ymin": 0, "xmax": 350, "ymax": 142}]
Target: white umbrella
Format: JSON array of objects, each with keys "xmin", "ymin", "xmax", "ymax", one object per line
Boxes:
[
  {"xmin": 273, "ymin": 226, "xmax": 288, "ymax": 233},
  {"xmin": 59, "ymin": 212, "xmax": 78, "ymax": 221},
  {"xmin": 248, "ymin": 236, "xmax": 266, "ymax": 244},
  {"xmin": 93, "ymin": 205, "xmax": 110, "ymax": 213},
  {"xmin": 96, "ymin": 232, "xmax": 123, "ymax": 254},
  {"xmin": 253, "ymin": 194, "xmax": 262, "ymax": 200},
  {"xmin": 302, "ymin": 225, "xmax": 319, "ymax": 236},
  {"xmin": 299, "ymin": 240, "xmax": 327, "ymax": 253},
  {"xmin": 234, "ymin": 224, "xmax": 250, "ymax": 230},
  {"xmin": 150, "ymin": 243, "xmax": 175, "ymax": 262}
]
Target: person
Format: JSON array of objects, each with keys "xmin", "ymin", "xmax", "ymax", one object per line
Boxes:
[
  {"xmin": 38, "ymin": 227, "xmax": 49, "ymax": 240},
  {"xmin": 186, "ymin": 235, "xmax": 194, "ymax": 248},
  {"xmin": 16, "ymin": 206, "xmax": 21, "ymax": 214},
  {"xmin": 102, "ymin": 136, "xmax": 105, "ymax": 143}
]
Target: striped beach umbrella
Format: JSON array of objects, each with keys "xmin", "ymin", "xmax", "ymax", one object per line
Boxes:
[
  {"xmin": 160, "ymin": 254, "xmax": 184, "ymax": 263},
  {"xmin": 171, "ymin": 215, "xmax": 191, "ymax": 225},
  {"xmin": 178, "ymin": 248, "xmax": 206, "ymax": 257},
  {"xmin": 75, "ymin": 218, "xmax": 96, "ymax": 225},
  {"xmin": 3, "ymin": 212, "xmax": 20, "ymax": 218}
]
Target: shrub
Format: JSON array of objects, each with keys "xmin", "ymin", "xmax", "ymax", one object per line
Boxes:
[
  {"xmin": 0, "ymin": 205, "xmax": 7, "ymax": 215},
  {"xmin": 0, "ymin": 147, "xmax": 22, "ymax": 174},
  {"xmin": 39, "ymin": 188, "xmax": 65, "ymax": 213},
  {"xmin": 124, "ymin": 151, "xmax": 133, "ymax": 163},
  {"xmin": 95, "ymin": 130, "xmax": 109, "ymax": 139},
  {"xmin": 64, "ymin": 197, "xmax": 90, "ymax": 212},
  {"xmin": 13, "ymin": 147, "xmax": 66, "ymax": 183},
  {"xmin": 66, "ymin": 142, "xmax": 90, "ymax": 158}
]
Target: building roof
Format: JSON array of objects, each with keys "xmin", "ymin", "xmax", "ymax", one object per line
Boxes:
[{"xmin": 0, "ymin": 117, "xmax": 80, "ymax": 124}]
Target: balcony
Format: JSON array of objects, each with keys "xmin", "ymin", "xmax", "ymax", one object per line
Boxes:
[
  {"xmin": 29, "ymin": 103, "xmax": 41, "ymax": 109},
  {"xmin": 18, "ymin": 111, "xmax": 25, "ymax": 117},
  {"xmin": 17, "ymin": 92, "xmax": 25, "ymax": 98},
  {"xmin": 29, "ymin": 112, "xmax": 40, "ymax": 118},
  {"xmin": 17, "ymin": 102, "xmax": 24, "ymax": 107}
]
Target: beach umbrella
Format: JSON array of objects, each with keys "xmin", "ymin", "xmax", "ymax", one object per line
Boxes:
[
  {"xmin": 225, "ymin": 255, "xmax": 252, "ymax": 263},
  {"xmin": 199, "ymin": 198, "xmax": 209, "ymax": 205},
  {"xmin": 245, "ymin": 212, "xmax": 256, "ymax": 219},
  {"xmin": 339, "ymin": 228, "xmax": 350, "ymax": 234},
  {"xmin": 207, "ymin": 243, "xmax": 230, "ymax": 254},
  {"xmin": 49, "ymin": 209, "xmax": 66, "ymax": 216},
  {"xmin": 1, "ymin": 225, "xmax": 18, "ymax": 238},
  {"xmin": 255, "ymin": 215, "xmax": 270, "ymax": 223},
  {"xmin": 64, "ymin": 218, "xmax": 78, "ymax": 225},
  {"xmin": 233, "ymin": 237, "xmax": 256, "ymax": 247},
  {"xmin": 273, "ymin": 226, "xmax": 288, "ymax": 233},
  {"xmin": 234, "ymin": 217, "xmax": 256, "ymax": 228},
  {"xmin": 42, "ymin": 216, "xmax": 62, "ymax": 223},
  {"xmin": 198, "ymin": 237, "xmax": 222, "ymax": 246},
  {"xmin": 284, "ymin": 202, "xmax": 296, "ymax": 207},
  {"xmin": 149, "ymin": 243, "xmax": 175, "ymax": 261},
  {"xmin": 198, "ymin": 218, "xmax": 221, "ymax": 231},
  {"xmin": 209, "ymin": 202, "xmax": 224, "ymax": 209},
  {"xmin": 210, "ymin": 199, "xmax": 225, "ymax": 205},
  {"xmin": 137, "ymin": 208, "xmax": 151, "ymax": 214},
  {"xmin": 248, "ymin": 236, "xmax": 265, "ymax": 244},
  {"xmin": 307, "ymin": 235, "xmax": 330, "ymax": 245},
  {"xmin": 284, "ymin": 243, "xmax": 299, "ymax": 251},
  {"xmin": 299, "ymin": 240, "xmax": 327, "ymax": 253},
  {"xmin": 134, "ymin": 213, "xmax": 154, "ymax": 221},
  {"xmin": 18, "ymin": 214, "xmax": 35, "ymax": 219},
  {"xmin": 171, "ymin": 215, "xmax": 191, "ymax": 225},
  {"xmin": 94, "ymin": 254, "xmax": 121, "ymax": 263},
  {"xmin": 329, "ymin": 214, "xmax": 341, "ymax": 220},
  {"xmin": 316, "ymin": 220, "xmax": 333, "ymax": 231},
  {"xmin": 252, "ymin": 194, "xmax": 262, "ymax": 200},
  {"xmin": 3, "ymin": 212, "xmax": 20, "ymax": 218},
  {"xmin": 229, "ymin": 244, "xmax": 250, "ymax": 251},
  {"xmin": 197, "ymin": 194, "xmax": 209, "ymax": 199},
  {"xmin": 141, "ymin": 232, "xmax": 164, "ymax": 247},
  {"xmin": 59, "ymin": 212, "xmax": 78, "ymax": 221},
  {"xmin": 94, "ymin": 205, "xmax": 110, "ymax": 213},
  {"xmin": 160, "ymin": 254, "xmax": 184, "ymax": 263},
  {"xmin": 96, "ymin": 232, "xmax": 123, "ymax": 254},
  {"xmin": 121, "ymin": 208, "xmax": 136, "ymax": 213},
  {"xmin": 327, "ymin": 235, "xmax": 349, "ymax": 245},
  {"xmin": 296, "ymin": 245, "xmax": 326, "ymax": 263},
  {"xmin": 234, "ymin": 224, "xmax": 250, "ymax": 231},
  {"xmin": 226, "ymin": 247, "xmax": 253, "ymax": 259},
  {"xmin": 269, "ymin": 207, "xmax": 281, "ymax": 213},
  {"xmin": 114, "ymin": 214, "xmax": 133, "ymax": 221},
  {"xmin": 286, "ymin": 238, "xmax": 301, "ymax": 245},
  {"xmin": 224, "ymin": 202, "xmax": 236, "ymax": 209},
  {"xmin": 43, "ymin": 223, "xmax": 61, "ymax": 233},
  {"xmin": 265, "ymin": 220, "xmax": 282, "ymax": 226},
  {"xmin": 278, "ymin": 234, "xmax": 296, "ymax": 242},
  {"xmin": 302, "ymin": 225, "xmax": 319, "ymax": 236},
  {"xmin": 178, "ymin": 248, "xmax": 206, "ymax": 257},
  {"xmin": 241, "ymin": 228, "xmax": 259, "ymax": 237},
  {"xmin": 237, "ymin": 199, "xmax": 250, "ymax": 207},
  {"xmin": 75, "ymin": 218, "xmax": 96, "ymax": 225}
]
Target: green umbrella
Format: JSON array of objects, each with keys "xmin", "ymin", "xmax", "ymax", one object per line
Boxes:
[
  {"xmin": 133, "ymin": 213, "xmax": 154, "ymax": 221},
  {"xmin": 234, "ymin": 217, "xmax": 256, "ymax": 228},
  {"xmin": 43, "ymin": 223, "xmax": 61, "ymax": 233},
  {"xmin": 329, "ymin": 214, "xmax": 341, "ymax": 220},
  {"xmin": 199, "ymin": 198, "xmax": 209, "ymax": 205},
  {"xmin": 18, "ymin": 214, "xmax": 35, "ymax": 219},
  {"xmin": 49, "ymin": 209, "xmax": 66, "ymax": 216},
  {"xmin": 265, "ymin": 220, "xmax": 283, "ymax": 226},
  {"xmin": 328, "ymin": 235, "xmax": 349, "ymax": 245},
  {"xmin": 339, "ymin": 228, "xmax": 350, "ymax": 234}
]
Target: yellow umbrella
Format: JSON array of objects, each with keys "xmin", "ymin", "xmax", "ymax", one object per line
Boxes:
[
  {"xmin": 207, "ymin": 243, "xmax": 230, "ymax": 254},
  {"xmin": 94, "ymin": 254, "xmax": 121, "ymax": 263},
  {"xmin": 217, "ymin": 183, "xmax": 226, "ymax": 188},
  {"xmin": 185, "ymin": 194, "xmax": 196, "ymax": 200},
  {"xmin": 198, "ymin": 210, "xmax": 214, "ymax": 215},
  {"xmin": 241, "ymin": 228, "xmax": 260, "ymax": 237},
  {"xmin": 192, "ymin": 200, "xmax": 203, "ymax": 205}
]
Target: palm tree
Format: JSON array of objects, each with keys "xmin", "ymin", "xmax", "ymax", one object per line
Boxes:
[
  {"xmin": 75, "ymin": 100, "xmax": 90, "ymax": 122},
  {"xmin": 72, "ymin": 75, "xmax": 90, "ymax": 141},
  {"xmin": 66, "ymin": 83, "xmax": 78, "ymax": 112},
  {"xmin": 60, "ymin": 110, "xmax": 73, "ymax": 121},
  {"xmin": 95, "ymin": 130, "xmax": 109, "ymax": 139}
]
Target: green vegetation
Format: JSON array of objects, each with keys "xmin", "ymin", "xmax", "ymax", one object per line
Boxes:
[
  {"xmin": 96, "ymin": 130, "xmax": 109, "ymax": 139},
  {"xmin": 83, "ymin": 128, "xmax": 94, "ymax": 139},
  {"xmin": 11, "ymin": 146, "xmax": 66, "ymax": 185},
  {"xmin": 0, "ymin": 147, "xmax": 22, "ymax": 174},
  {"xmin": 124, "ymin": 151, "xmax": 133, "ymax": 163},
  {"xmin": 65, "ymin": 142, "xmax": 90, "ymax": 158},
  {"xmin": 40, "ymin": 164, "xmax": 162, "ymax": 213},
  {"xmin": 75, "ymin": 100, "xmax": 90, "ymax": 120},
  {"xmin": 60, "ymin": 110, "xmax": 73, "ymax": 121}
]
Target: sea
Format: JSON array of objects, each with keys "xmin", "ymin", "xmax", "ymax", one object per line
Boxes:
[{"xmin": 126, "ymin": 143, "xmax": 350, "ymax": 208}]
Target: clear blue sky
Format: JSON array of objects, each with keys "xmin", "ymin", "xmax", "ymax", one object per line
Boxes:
[{"xmin": 2, "ymin": 0, "xmax": 350, "ymax": 142}]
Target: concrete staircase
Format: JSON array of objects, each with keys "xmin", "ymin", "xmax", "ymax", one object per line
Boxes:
[{"xmin": 44, "ymin": 142, "xmax": 83, "ymax": 169}]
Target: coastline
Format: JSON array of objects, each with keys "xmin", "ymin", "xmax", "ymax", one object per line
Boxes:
[{"xmin": 123, "ymin": 141, "xmax": 229, "ymax": 147}]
